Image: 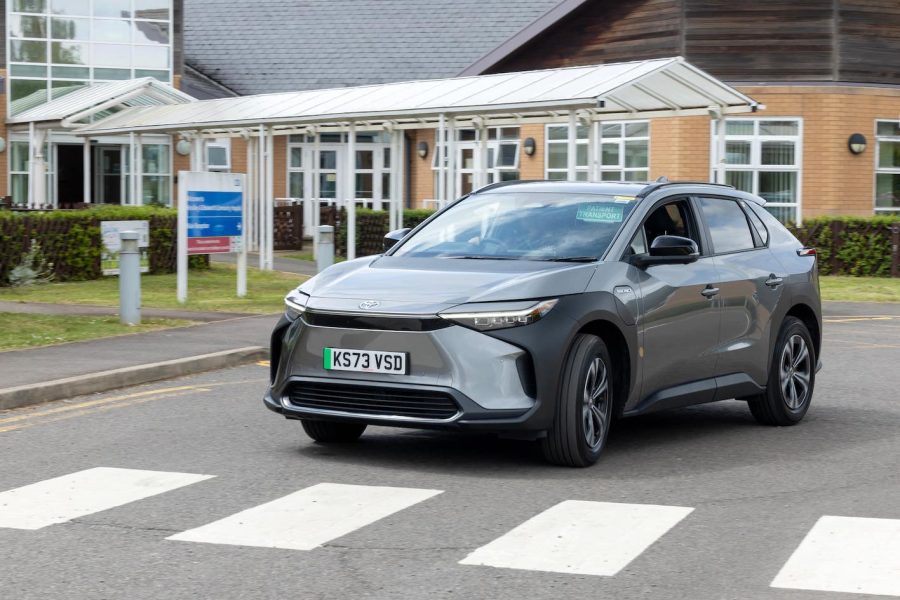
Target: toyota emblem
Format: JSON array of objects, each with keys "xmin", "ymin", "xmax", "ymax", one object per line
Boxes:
[{"xmin": 359, "ymin": 300, "xmax": 380, "ymax": 310}]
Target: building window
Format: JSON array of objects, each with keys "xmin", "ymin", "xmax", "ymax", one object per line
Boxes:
[
  {"xmin": 716, "ymin": 119, "xmax": 802, "ymax": 223},
  {"xmin": 6, "ymin": 0, "xmax": 173, "ymax": 115},
  {"xmin": 875, "ymin": 121, "xmax": 900, "ymax": 213},
  {"xmin": 9, "ymin": 141, "xmax": 31, "ymax": 205},
  {"xmin": 545, "ymin": 121, "xmax": 649, "ymax": 181},
  {"xmin": 432, "ymin": 126, "xmax": 519, "ymax": 197},
  {"xmin": 141, "ymin": 142, "xmax": 171, "ymax": 205},
  {"xmin": 206, "ymin": 139, "xmax": 230, "ymax": 172}
]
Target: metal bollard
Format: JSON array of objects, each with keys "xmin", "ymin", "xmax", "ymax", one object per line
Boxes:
[
  {"xmin": 317, "ymin": 225, "xmax": 335, "ymax": 273},
  {"xmin": 119, "ymin": 231, "xmax": 141, "ymax": 325}
]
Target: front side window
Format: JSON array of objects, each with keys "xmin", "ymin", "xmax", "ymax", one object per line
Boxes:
[
  {"xmin": 392, "ymin": 192, "xmax": 639, "ymax": 261},
  {"xmin": 699, "ymin": 197, "xmax": 756, "ymax": 254},
  {"xmin": 875, "ymin": 121, "xmax": 900, "ymax": 213},
  {"xmin": 716, "ymin": 119, "xmax": 801, "ymax": 224}
]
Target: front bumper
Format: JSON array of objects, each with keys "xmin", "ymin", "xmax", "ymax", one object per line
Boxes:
[{"xmin": 264, "ymin": 308, "xmax": 572, "ymax": 432}]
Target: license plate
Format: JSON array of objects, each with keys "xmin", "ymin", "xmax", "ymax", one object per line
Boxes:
[{"xmin": 323, "ymin": 347, "xmax": 407, "ymax": 374}]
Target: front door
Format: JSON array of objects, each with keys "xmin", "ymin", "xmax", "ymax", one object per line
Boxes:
[
  {"xmin": 634, "ymin": 198, "xmax": 721, "ymax": 410},
  {"xmin": 95, "ymin": 146, "xmax": 123, "ymax": 204}
]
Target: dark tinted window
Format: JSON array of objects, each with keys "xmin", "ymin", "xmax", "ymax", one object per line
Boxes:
[
  {"xmin": 699, "ymin": 197, "xmax": 755, "ymax": 253},
  {"xmin": 743, "ymin": 203, "xmax": 769, "ymax": 245}
]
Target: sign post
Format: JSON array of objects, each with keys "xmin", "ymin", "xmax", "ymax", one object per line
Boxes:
[{"xmin": 177, "ymin": 171, "xmax": 247, "ymax": 303}]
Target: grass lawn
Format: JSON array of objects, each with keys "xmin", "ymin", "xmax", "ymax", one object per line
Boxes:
[
  {"xmin": 0, "ymin": 264, "xmax": 305, "ymax": 314},
  {"xmin": 820, "ymin": 276, "xmax": 900, "ymax": 303},
  {"xmin": 0, "ymin": 313, "xmax": 194, "ymax": 351}
]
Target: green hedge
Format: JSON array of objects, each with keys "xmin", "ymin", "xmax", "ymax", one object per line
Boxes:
[
  {"xmin": 787, "ymin": 216, "xmax": 899, "ymax": 277},
  {"xmin": 335, "ymin": 208, "xmax": 435, "ymax": 257},
  {"xmin": 0, "ymin": 206, "xmax": 209, "ymax": 286}
]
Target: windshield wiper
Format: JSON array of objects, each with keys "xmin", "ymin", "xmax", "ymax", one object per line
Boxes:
[
  {"xmin": 443, "ymin": 255, "xmax": 523, "ymax": 260},
  {"xmin": 535, "ymin": 256, "xmax": 600, "ymax": 263}
]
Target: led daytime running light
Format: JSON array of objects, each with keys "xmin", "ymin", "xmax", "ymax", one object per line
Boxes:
[{"xmin": 441, "ymin": 299, "xmax": 558, "ymax": 330}]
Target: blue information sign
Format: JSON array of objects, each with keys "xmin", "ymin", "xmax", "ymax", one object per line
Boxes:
[{"xmin": 186, "ymin": 191, "xmax": 243, "ymax": 238}]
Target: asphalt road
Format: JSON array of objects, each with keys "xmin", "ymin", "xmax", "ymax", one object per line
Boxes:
[{"xmin": 1, "ymin": 313, "xmax": 899, "ymax": 600}]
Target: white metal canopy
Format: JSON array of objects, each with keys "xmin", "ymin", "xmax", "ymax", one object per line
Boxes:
[
  {"xmin": 74, "ymin": 57, "xmax": 760, "ymax": 137},
  {"xmin": 7, "ymin": 78, "xmax": 195, "ymax": 128}
]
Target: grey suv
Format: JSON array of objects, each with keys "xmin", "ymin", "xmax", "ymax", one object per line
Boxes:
[{"xmin": 265, "ymin": 181, "xmax": 822, "ymax": 467}]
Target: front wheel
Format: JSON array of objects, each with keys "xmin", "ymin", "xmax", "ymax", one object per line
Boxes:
[
  {"xmin": 301, "ymin": 419, "xmax": 367, "ymax": 443},
  {"xmin": 747, "ymin": 316, "xmax": 816, "ymax": 426},
  {"xmin": 541, "ymin": 334, "xmax": 614, "ymax": 467}
]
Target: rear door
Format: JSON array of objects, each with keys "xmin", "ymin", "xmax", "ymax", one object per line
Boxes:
[
  {"xmin": 696, "ymin": 196, "xmax": 786, "ymax": 395},
  {"xmin": 631, "ymin": 197, "xmax": 721, "ymax": 411}
]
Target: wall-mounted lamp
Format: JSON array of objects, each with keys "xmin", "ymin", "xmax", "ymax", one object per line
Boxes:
[
  {"xmin": 175, "ymin": 139, "xmax": 192, "ymax": 156},
  {"xmin": 417, "ymin": 140, "xmax": 429, "ymax": 159},
  {"xmin": 848, "ymin": 133, "xmax": 867, "ymax": 155},
  {"xmin": 0, "ymin": 137, "xmax": 6, "ymax": 153},
  {"xmin": 523, "ymin": 137, "xmax": 536, "ymax": 156}
]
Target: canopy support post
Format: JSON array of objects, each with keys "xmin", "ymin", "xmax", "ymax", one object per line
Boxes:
[
  {"xmin": 265, "ymin": 126, "xmax": 274, "ymax": 270},
  {"xmin": 437, "ymin": 113, "xmax": 446, "ymax": 207},
  {"xmin": 395, "ymin": 131, "xmax": 405, "ymax": 227},
  {"xmin": 389, "ymin": 129, "xmax": 400, "ymax": 231},
  {"xmin": 257, "ymin": 125, "xmax": 266, "ymax": 270},
  {"xmin": 446, "ymin": 116, "xmax": 456, "ymax": 206},
  {"xmin": 587, "ymin": 117, "xmax": 598, "ymax": 181},
  {"xmin": 312, "ymin": 129, "xmax": 321, "ymax": 258},
  {"xmin": 567, "ymin": 111, "xmax": 577, "ymax": 182},
  {"xmin": 478, "ymin": 119, "xmax": 488, "ymax": 189},
  {"xmin": 245, "ymin": 134, "xmax": 256, "ymax": 252},
  {"xmin": 347, "ymin": 122, "xmax": 357, "ymax": 260},
  {"xmin": 136, "ymin": 134, "xmax": 143, "ymax": 205},
  {"xmin": 83, "ymin": 137, "xmax": 92, "ymax": 204},
  {"xmin": 710, "ymin": 107, "xmax": 726, "ymax": 185}
]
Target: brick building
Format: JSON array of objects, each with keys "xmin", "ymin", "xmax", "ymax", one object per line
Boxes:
[{"xmin": 3, "ymin": 0, "xmax": 900, "ymax": 223}]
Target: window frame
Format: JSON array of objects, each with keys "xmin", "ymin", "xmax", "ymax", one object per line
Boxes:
[
  {"xmin": 711, "ymin": 118, "xmax": 803, "ymax": 224},
  {"xmin": 874, "ymin": 119, "xmax": 900, "ymax": 214},
  {"xmin": 205, "ymin": 138, "xmax": 231, "ymax": 172},
  {"xmin": 6, "ymin": 0, "xmax": 174, "ymax": 115},
  {"xmin": 622, "ymin": 195, "xmax": 706, "ymax": 261},
  {"xmin": 545, "ymin": 121, "xmax": 650, "ymax": 182}
]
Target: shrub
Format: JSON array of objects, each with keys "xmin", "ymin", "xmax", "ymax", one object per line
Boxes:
[
  {"xmin": 0, "ymin": 206, "xmax": 210, "ymax": 286},
  {"xmin": 788, "ymin": 216, "xmax": 899, "ymax": 277},
  {"xmin": 8, "ymin": 239, "xmax": 54, "ymax": 287},
  {"xmin": 335, "ymin": 208, "xmax": 436, "ymax": 257}
]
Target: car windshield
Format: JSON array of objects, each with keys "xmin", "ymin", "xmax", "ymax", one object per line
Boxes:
[{"xmin": 391, "ymin": 192, "xmax": 639, "ymax": 261}]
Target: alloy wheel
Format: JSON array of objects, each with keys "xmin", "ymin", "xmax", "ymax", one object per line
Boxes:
[
  {"xmin": 780, "ymin": 334, "xmax": 811, "ymax": 410},
  {"xmin": 582, "ymin": 356, "xmax": 610, "ymax": 450}
]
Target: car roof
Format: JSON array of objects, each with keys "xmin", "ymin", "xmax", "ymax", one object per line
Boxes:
[{"xmin": 472, "ymin": 180, "xmax": 765, "ymax": 205}]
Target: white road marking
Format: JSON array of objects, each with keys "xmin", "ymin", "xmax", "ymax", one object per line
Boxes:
[
  {"xmin": 0, "ymin": 467, "xmax": 214, "ymax": 530},
  {"xmin": 771, "ymin": 516, "xmax": 900, "ymax": 596},
  {"xmin": 167, "ymin": 482, "xmax": 442, "ymax": 550},
  {"xmin": 459, "ymin": 500, "xmax": 694, "ymax": 576}
]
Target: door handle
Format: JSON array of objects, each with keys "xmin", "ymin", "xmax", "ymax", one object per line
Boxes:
[
  {"xmin": 765, "ymin": 275, "xmax": 784, "ymax": 288},
  {"xmin": 701, "ymin": 286, "xmax": 720, "ymax": 298}
]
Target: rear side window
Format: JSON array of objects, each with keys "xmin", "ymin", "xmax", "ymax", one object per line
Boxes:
[
  {"xmin": 743, "ymin": 202, "xmax": 769, "ymax": 245},
  {"xmin": 698, "ymin": 197, "xmax": 756, "ymax": 254}
]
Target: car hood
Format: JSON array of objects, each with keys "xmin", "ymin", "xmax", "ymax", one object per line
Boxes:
[{"xmin": 300, "ymin": 255, "xmax": 598, "ymax": 315}]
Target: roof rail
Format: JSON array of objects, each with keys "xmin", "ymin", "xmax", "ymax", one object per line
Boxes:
[{"xmin": 637, "ymin": 181, "xmax": 735, "ymax": 197}]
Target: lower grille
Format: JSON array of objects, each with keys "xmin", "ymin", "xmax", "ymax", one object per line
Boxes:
[{"xmin": 287, "ymin": 382, "xmax": 460, "ymax": 420}]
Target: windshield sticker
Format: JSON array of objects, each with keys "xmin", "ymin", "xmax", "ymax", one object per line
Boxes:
[
  {"xmin": 614, "ymin": 195, "xmax": 636, "ymax": 203},
  {"xmin": 576, "ymin": 203, "xmax": 625, "ymax": 223}
]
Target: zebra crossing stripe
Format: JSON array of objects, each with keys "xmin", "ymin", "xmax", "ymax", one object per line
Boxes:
[
  {"xmin": 459, "ymin": 500, "xmax": 694, "ymax": 576},
  {"xmin": 167, "ymin": 482, "xmax": 442, "ymax": 550},
  {"xmin": 0, "ymin": 467, "xmax": 214, "ymax": 530},
  {"xmin": 771, "ymin": 516, "xmax": 900, "ymax": 596}
]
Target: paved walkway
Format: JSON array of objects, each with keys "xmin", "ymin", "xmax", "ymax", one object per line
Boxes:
[
  {"xmin": 0, "ymin": 301, "xmax": 245, "ymax": 322},
  {"xmin": 0, "ymin": 313, "xmax": 278, "ymax": 390},
  {"xmin": 211, "ymin": 252, "xmax": 318, "ymax": 276}
]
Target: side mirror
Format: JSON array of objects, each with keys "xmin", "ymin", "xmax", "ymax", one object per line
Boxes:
[
  {"xmin": 631, "ymin": 235, "xmax": 699, "ymax": 267},
  {"xmin": 383, "ymin": 228, "xmax": 411, "ymax": 252}
]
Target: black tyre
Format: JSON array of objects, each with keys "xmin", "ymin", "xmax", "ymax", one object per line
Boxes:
[
  {"xmin": 747, "ymin": 316, "xmax": 816, "ymax": 426},
  {"xmin": 301, "ymin": 419, "xmax": 367, "ymax": 443},
  {"xmin": 542, "ymin": 334, "xmax": 614, "ymax": 467}
]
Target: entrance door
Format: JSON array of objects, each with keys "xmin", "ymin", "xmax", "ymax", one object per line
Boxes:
[
  {"xmin": 95, "ymin": 146, "xmax": 123, "ymax": 204},
  {"xmin": 55, "ymin": 144, "xmax": 84, "ymax": 208}
]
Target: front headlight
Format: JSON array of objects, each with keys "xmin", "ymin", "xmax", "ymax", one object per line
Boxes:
[
  {"xmin": 439, "ymin": 299, "xmax": 558, "ymax": 331},
  {"xmin": 284, "ymin": 289, "xmax": 309, "ymax": 320}
]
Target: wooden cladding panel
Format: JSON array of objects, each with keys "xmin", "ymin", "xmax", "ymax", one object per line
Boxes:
[
  {"xmin": 838, "ymin": 0, "xmax": 900, "ymax": 84},
  {"xmin": 489, "ymin": 0, "xmax": 681, "ymax": 73},
  {"xmin": 683, "ymin": 0, "xmax": 834, "ymax": 81}
]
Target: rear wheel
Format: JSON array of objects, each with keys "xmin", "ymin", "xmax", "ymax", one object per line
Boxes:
[
  {"xmin": 747, "ymin": 316, "xmax": 815, "ymax": 426},
  {"xmin": 301, "ymin": 419, "xmax": 367, "ymax": 443},
  {"xmin": 541, "ymin": 334, "xmax": 613, "ymax": 467}
]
